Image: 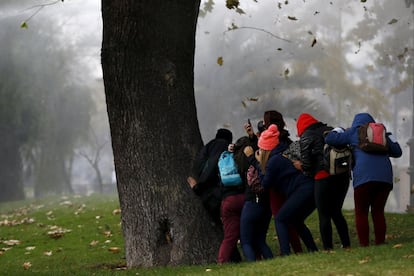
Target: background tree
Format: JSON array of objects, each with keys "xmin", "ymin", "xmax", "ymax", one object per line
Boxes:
[{"xmin": 0, "ymin": 2, "xmax": 97, "ymax": 200}]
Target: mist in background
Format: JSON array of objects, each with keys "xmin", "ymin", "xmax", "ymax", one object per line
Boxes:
[{"xmin": 0, "ymin": 0, "xmax": 412, "ymax": 212}]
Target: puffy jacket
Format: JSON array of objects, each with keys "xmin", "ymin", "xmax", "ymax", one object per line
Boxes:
[
  {"xmin": 325, "ymin": 113, "xmax": 402, "ymax": 189},
  {"xmin": 296, "ymin": 113, "xmax": 331, "ymax": 179}
]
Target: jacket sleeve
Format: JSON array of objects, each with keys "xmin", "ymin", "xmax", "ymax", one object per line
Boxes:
[
  {"xmin": 386, "ymin": 133, "xmax": 403, "ymax": 158},
  {"xmin": 325, "ymin": 129, "xmax": 352, "ymax": 147},
  {"xmin": 299, "ymin": 133, "xmax": 313, "ymax": 174}
]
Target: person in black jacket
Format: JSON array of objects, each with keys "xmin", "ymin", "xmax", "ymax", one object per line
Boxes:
[
  {"xmin": 187, "ymin": 128, "xmax": 233, "ymax": 226},
  {"xmin": 296, "ymin": 113, "xmax": 350, "ymax": 251}
]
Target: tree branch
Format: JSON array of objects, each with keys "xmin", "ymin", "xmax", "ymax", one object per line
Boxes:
[{"xmin": 224, "ymin": 26, "xmax": 292, "ymax": 43}]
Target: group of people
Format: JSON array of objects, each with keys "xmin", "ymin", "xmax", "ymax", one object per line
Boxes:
[{"xmin": 187, "ymin": 110, "xmax": 402, "ymax": 263}]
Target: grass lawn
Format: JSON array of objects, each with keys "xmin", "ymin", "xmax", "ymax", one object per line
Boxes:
[{"xmin": 0, "ymin": 194, "xmax": 413, "ymax": 275}]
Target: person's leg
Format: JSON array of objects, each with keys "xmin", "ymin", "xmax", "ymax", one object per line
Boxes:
[
  {"xmin": 217, "ymin": 194, "xmax": 244, "ymax": 263},
  {"xmin": 255, "ymin": 204, "xmax": 273, "ymax": 259},
  {"xmin": 240, "ymin": 201, "xmax": 259, "ymax": 261},
  {"xmin": 354, "ymin": 183, "xmax": 372, "ymax": 247},
  {"xmin": 330, "ymin": 174, "xmax": 351, "ymax": 248},
  {"xmin": 370, "ymin": 182, "xmax": 391, "ymax": 245},
  {"xmin": 270, "ymin": 190, "xmax": 302, "ymax": 254},
  {"xmin": 276, "ymin": 187, "xmax": 316, "ymax": 255},
  {"xmin": 289, "ymin": 187, "xmax": 318, "ymax": 253},
  {"xmin": 315, "ymin": 178, "xmax": 333, "ymax": 250}
]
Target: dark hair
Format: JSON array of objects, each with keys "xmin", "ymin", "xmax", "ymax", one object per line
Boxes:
[
  {"xmin": 257, "ymin": 120, "xmax": 265, "ymax": 134},
  {"xmin": 233, "ymin": 136, "xmax": 252, "ymax": 175},
  {"xmin": 215, "ymin": 128, "xmax": 232, "ymax": 143},
  {"xmin": 263, "ymin": 110, "xmax": 292, "ymax": 144}
]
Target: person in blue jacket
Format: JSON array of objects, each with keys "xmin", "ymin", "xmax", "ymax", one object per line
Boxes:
[
  {"xmin": 325, "ymin": 113, "xmax": 402, "ymax": 247},
  {"xmin": 244, "ymin": 124, "xmax": 318, "ymax": 256}
]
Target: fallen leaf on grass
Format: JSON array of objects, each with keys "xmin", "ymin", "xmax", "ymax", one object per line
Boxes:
[
  {"xmin": 393, "ymin": 243, "xmax": 403, "ymax": 248},
  {"xmin": 3, "ymin": 240, "xmax": 21, "ymax": 246},
  {"xmin": 25, "ymin": 246, "xmax": 36, "ymax": 251},
  {"xmin": 358, "ymin": 256, "xmax": 371, "ymax": 264},
  {"xmin": 112, "ymin": 209, "xmax": 121, "ymax": 215},
  {"xmin": 108, "ymin": 247, "xmax": 121, "ymax": 253},
  {"xmin": 90, "ymin": 240, "xmax": 99, "ymax": 246},
  {"xmin": 43, "ymin": 251, "xmax": 53, "ymax": 256},
  {"xmin": 47, "ymin": 226, "xmax": 72, "ymax": 239},
  {"xmin": 23, "ymin": 262, "xmax": 32, "ymax": 270},
  {"xmin": 206, "ymin": 268, "xmax": 212, "ymax": 272}
]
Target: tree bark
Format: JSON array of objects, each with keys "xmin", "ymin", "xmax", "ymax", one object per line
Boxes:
[{"xmin": 101, "ymin": 1, "xmax": 222, "ymax": 267}]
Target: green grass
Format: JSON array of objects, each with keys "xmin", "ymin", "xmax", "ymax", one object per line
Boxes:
[{"xmin": 1, "ymin": 194, "xmax": 414, "ymax": 275}]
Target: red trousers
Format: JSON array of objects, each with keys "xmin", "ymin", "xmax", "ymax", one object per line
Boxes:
[{"xmin": 354, "ymin": 181, "xmax": 391, "ymax": 246}]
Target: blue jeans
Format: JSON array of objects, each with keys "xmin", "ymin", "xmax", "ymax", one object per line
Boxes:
[
  {"xmin": 275, "ymin": 185, "xmax": 318, "ymax": 255},
  {"xmin": 240, "ymin": 200, "xmax": 273, "ymax": 261}
]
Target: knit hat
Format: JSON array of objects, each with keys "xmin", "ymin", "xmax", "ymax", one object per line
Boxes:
[
  {"xmin": 258, "ymin": 124, "xmax": 280, "ymax": 150},
  {"xmin": 296, "ymin": 113, "xmax": 318, "ymax": 137},
  {"xmin": 264, "ymin": 110, "xmax": 286, "ymax": 130},
  {"xmin": 215, "ymin": 128, "xmax": 233, "ymax": 143}
]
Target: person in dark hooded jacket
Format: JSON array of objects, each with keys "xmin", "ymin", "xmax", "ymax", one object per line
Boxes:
[
  {"xmin": 296, "ymin": 113, "xmax": 351, "ymax": 251},
  {"xmin": 325, "ymin": 113, "xmax": 402, "ymax": 247}
]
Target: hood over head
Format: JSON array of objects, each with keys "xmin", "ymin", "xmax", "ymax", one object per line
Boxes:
[
  {"xmin": 296, "ymin": 113, "xmax": 318, "ymax": 137},
  {"xmin": 351, "ymin": 113, "xmax": 375, "ymax": 128}
]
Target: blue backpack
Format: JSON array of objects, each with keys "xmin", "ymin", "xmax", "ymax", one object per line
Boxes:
[{"xmin": 218, "ymin": 151, "xmax": 243, "ymax": 186}]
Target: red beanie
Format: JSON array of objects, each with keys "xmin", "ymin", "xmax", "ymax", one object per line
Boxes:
[
  {"xmin": 258, "ymin": 124, "xmax": 280, "ymax": 150},
  {"xmin": 296, "ymin": 113, "xmax": 318, "ymax": 137}
]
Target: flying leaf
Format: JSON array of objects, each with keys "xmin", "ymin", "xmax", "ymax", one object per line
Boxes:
[
  {"xmin": 287, "ymin": 16, "xmax": 298, "ymax": 21},
  {"xmin": 388, "ymin": 18, "xmax": 398, "ymax": 24},
  {"xmin": 277, "ymin": 48, "xmax": 283, "ymax": 51},
  {"xmin": 241, "ymin": 101, "xmax": 247, "ymax": 108},
  {"xmin": 284, "ymin": 68, "xmax": 290, "ymax": 79},
  {"xmin": 361, "ymin": 0, "xmax": 367, "ymax": 2},
  {"xmin": 217, "ymin": 57, "xmax": 223, "ymax": 66},
  {"xmin": 226, "ymin": 0, "xmax": 239, "ymax": 9},
  {"xmin": 311, "ymin": 38, "xmax": 317, "ymax": 47},
  {"xmin": 20, "ymin": 21, "xmax": 28, "ymax": 29},
  {"xmin": 236, "ymin": 8, "xmax": 245, "ymax": 14},
  {"xmin": 248, "ymin": 97, "xmax": 259, "ymax": 102}
]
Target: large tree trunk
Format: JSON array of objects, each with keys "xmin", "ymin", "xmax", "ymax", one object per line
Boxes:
[{"xmin": 101, "ymin": 1, "xmax": 222, "ymax": 267}]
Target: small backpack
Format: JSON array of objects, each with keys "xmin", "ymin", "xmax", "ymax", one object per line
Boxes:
[
  {"xmin": 218, "ymin": 151, "xmax": 243, "ymax": 186},
  {"xmin": 323, "ymin": 144, "xmax": 353, "ymax": 175},
  {"xmin": 358, "ymin": 122, "xmax": 388, "ymax": 153},
  {"xmin": 246, "ymin": 165, "xmax": 264, "ymax": 194}
]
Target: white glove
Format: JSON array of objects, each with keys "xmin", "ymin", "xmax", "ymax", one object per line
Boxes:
[{"xmin": 333, "ymin": 127, "xmax": 344, "ymax": 133}]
